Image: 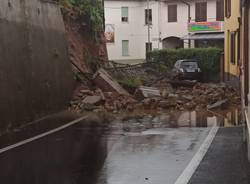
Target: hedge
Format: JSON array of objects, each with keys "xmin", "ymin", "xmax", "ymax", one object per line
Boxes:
[{"xmin": 147, "ymin": 48, "xmax": 223, "ymax": 74}]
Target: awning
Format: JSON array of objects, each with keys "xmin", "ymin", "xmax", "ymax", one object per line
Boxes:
[{"xmin": 181, "ymin": 33, "xmax": 224, "ymax": 40}]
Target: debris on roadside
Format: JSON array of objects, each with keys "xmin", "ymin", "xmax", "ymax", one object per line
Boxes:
[
  {"xmin": 69, "ymin": 66, "xmax": 241, "ymax": 115},
  {"xmin": 168, "ymin": 80, "xmax": 197, "ymax": 88},
  {"xmin": 69, "ymin": 85, "xmax": 137, "ymax": 114},
  {"xmin": 207, "ymin": 99, "xmax": 228, "ymax": 110},
  {"xmin": 93, "ymin": 68, "xmax": 130, "ymax": 96},
  {"xmin": 134, "ymin": 86, "xmax": 161, "ymax": 100}
]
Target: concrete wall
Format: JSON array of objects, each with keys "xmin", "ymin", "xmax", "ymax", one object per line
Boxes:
[{"xmin": 0, "ymin": 0, "xmax": 74, "ymax": 132}]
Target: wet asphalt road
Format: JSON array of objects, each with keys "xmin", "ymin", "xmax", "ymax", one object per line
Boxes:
[
  {"xmin": 0, "ymin": 111, "xmax": 249, "ymax": 184},
  {"xmin": 189, "ymin": 127, "xmax": 250, "ymax": 184}
]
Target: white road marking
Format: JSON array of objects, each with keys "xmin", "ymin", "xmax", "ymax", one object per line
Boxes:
[
  {"xmin": 0, "ymin": 115, "xmax": 88, "ymax": 154},
  {"xmin": 174, "ymin": 125, "xmax": 219, "ymax": 184},
  {"xmin": 244, "ymin": 110, "xmax": 250, "ymax": 141}
]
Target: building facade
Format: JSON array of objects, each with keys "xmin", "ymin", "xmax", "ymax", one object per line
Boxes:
[
  {"xmin": 240, "ymin": 0, "xmax": 250, "ymax": 161},
  {"xmin": 225, "ymin": 0, "xmax": 250, "ymax": 162},
  {"xmin": 223, "ymin": 0, "xmax": 242, "ymax": 87},
  {"xmin": 104, "ymin": 0, "xmax": 225, "ymax": 63}
]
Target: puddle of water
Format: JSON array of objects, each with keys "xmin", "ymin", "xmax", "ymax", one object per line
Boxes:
[
  {"xmin": 121, "ymin": 108, "xmax": 241, "ymax": 129},
  {"xmin": 172, "ymin": 108, "xmax": 241, "ymax": 127}
]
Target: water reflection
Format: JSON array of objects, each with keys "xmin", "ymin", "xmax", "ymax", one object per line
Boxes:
[
  {"xmin": 168, "ymin": 108, "xmax": 241, "ymax": 128},
  {"xmin": 121, "ymin": 108, "xmax": 241, "ymax": 130}
]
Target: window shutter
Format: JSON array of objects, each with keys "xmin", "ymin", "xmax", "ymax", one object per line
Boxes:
[
  {"xmin": 225, "ymin": 0, "xmax": 231, "ymax": 18},
  {"xmin": 230, "ymin": 32, "xmax": 235, "ymax": 64},
  {"xmin": 195, "ymin": 2, "xmax": 207, "ymax": 22},
  {"xmin": 216, "ymin": 1, "xmax": 224, "ymax": 21},
  {"xmin": 168, "ymin": 4, "xmax": 177, "ymax": 22},
  {"xmin": 228, "ymin": 0, "xmax": 231, "ymax": 17},
  {"xmin": 122, "ymin": 7, "xmax": 128, "ymax": 17},
  {"xmin": 121, "ymin": 7, "xmax": 128, "ymax": 22},
  {"xmin": 201, "ymin": 2, "xmax": 207, "ymax": 21},
  {"xmin": 122, "ymin": 40, "xmax": 129, "ymax": 56}
]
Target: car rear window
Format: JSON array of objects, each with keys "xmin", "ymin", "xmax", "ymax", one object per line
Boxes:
[{"xmin": 181, "ymin": 62, "xmax": 198, "ymax": 68}]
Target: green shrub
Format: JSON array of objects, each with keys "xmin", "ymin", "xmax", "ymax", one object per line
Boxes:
[
  {"xmin": 117, "ymin": 76, "xmax": 144, "ymax": 88},
  {"xmin": 60, "ymin": 0, "xmax": 104, "ymax": 33},
  {"xmin": 117, "ymin": 76, "xmax": 144, "ymax": 94},
  {"xmin": 147, "ymin": 48, "xmax": 223, "ymax": 74}
]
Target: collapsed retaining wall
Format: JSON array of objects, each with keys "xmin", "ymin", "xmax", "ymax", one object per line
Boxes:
[{"xmin": 0, "ymin": 0, "xmax": 74, "ymax": 132}]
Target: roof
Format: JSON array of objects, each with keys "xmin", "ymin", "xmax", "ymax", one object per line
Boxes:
[{"xmin": 181, "ymin": 33, "xmax": 224, "ymax": 40}]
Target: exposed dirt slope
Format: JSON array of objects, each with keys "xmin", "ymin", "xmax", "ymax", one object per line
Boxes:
[{"xmin": 62, "ymin": 6, "xmax": 108, "ymax": 73}]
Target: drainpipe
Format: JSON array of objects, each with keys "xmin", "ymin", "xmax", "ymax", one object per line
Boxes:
[
  {"xmin": 102, "ymin": 0, "xmax": 105, "ymax": 30},
  {"xmin": 147, "ymin": 0, "xmax": 151, "ymax": 46},
  {"xmin": 180, "ymin": 0, "xmax": 191, "ymax": 48}
]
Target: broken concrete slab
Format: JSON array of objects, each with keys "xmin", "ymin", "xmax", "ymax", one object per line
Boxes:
[
  {"xmin": 82, "ymin": 95, "xmax": 104, "ymax": 105},
  {"xmin": 135, "ymin": 86, "xmax": 161, "ymax": 100},
  {"xmin": 207, "ymin": 99, "xmax": 228, "ymax": 110},
  {"xmin": 93, "ymin": 68, "xmax": 130, "ymax": 96}
]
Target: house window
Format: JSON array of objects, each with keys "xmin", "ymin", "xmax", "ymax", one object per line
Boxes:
[
  {"xmin": 230, "ymin": 32, "xmax": 235, "ymax": 64},
  {"xmin": 146, "ymin": 42, "xmax": 152, "ymax": 54},
  {"xmin": 216, "ymin": 0, "xmax": 224, "ymax": 21},
  {"xmin": 225, "ymin": 0, "xmax": 231, "ymax": 18},
  {"xmin": 122, "ymin": 40, "xmax": 129, "ymax": 56},
  {"xmin": 121, "ymin": 7, "xmax": 128, "ymax": 22},
  {"xmin": 145, "ymin": 9, "xmax": 152, "ymax": 25},
  {"xmin": 195, "ymin": 2, "xmax": 207, "ymax": 22},
  {"xmin": 168, "ymin": 4, "xmax": 177, "ymax": 22}
]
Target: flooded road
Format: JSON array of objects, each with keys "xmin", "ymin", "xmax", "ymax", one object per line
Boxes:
[
  {"xmin": 95, "ymin": 128, "xmax": 210, "ymax": 184},
  {"xmin": 0, "ymin": 109, "xmax": 242, "ymax": 184}
]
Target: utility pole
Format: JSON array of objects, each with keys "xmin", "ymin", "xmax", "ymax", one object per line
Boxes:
[
  {"xmin": 180, "ymin": 0, "xmax": 191, "ymax": 48},
  {"xmin": 147, "ymin": 0, "xmax": 150, "ymax": 51}
]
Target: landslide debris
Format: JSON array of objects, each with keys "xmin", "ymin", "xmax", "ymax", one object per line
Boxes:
[{"xmin": 69, "ymin": 66, "xmax": 240, "ymax": 115}]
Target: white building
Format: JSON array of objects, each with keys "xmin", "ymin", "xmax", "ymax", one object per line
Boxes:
[{"xmin": 104, "ymin": 0, "xmax": 224, "ymax": 63}]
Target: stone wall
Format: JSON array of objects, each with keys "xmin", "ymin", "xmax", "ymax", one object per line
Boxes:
[{"xmin": 0, "ymin": 0, "xmax": 74, "ymax": 132}]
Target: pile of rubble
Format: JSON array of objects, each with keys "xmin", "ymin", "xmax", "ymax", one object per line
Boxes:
[
  {"xmin": 69, "ymin": 69, "xmax": 138, "ymax": 113},
  {"xmin": 69, "ymin": 88, "xmax": 137, "ymax": 113},
  {"xmin": 137, "ymin": 82, "xmax": 240, "ymax": 111},
  {"xmin": 69, "ymin": 68, "xmax": 240, "ymax": 114}
]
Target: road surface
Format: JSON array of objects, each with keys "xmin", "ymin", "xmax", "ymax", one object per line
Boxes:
[{"xmin": 0, "ymin": 111, "xmax": 249, "ymax": 184}]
